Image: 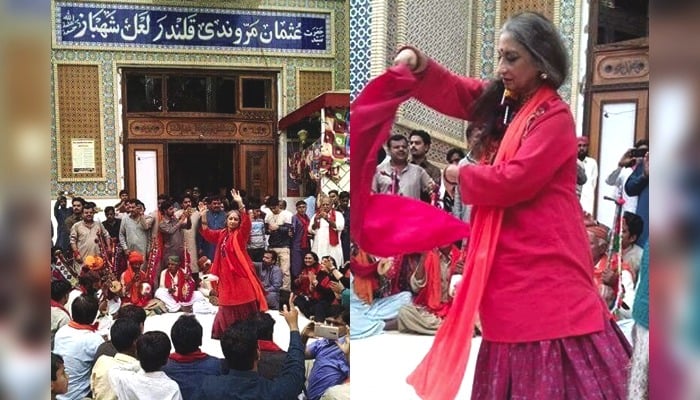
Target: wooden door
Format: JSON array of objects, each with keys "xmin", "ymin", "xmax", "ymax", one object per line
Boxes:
[
  {"xmin": 238, "ymin": 144, "xmax": 275, "ymax": 202},
  {"xmin": 590, "ymin": 90, "xmax": 648, "ymax": 225}
]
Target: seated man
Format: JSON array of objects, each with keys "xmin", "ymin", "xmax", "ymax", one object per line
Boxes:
[
  {"xmin": 254, "ymin": 250, "xmax": 283, "ymax": 310},
  {"xmin": 194, "ymin": 256, "xmax": 221, "ymax": 310},
  {"xmin": 301, "ymin": 309, "xmax": 350, "ymax": 400},
  {"xmin": 349, "ymin": 253, "xmax": 413, "ymax": 339},
  {"xmin": 51, "ymin": 353, "xmax": 68, "ymax": 400},
  {"xmin": 252, "ymin": 312, "xmax": 287, "ymax": 380},
  {"xmin": 53, "ymin": 294, "xmax": 105, "ymax": 400},
  {"xmin": 397, "ymin": 245, "xmax": 461, "ymax": 335},
  {"xmin": 155, "ymin": 255, "xmax": 202, "ymax": 313},
  {"xmin": 51, "ymin": 280, "xmax": 72, "ymax": 349},
  {"xmin": 621, "ymin": 211, "xmax": 645, "ymax": 277},
  {"xmin": 94, "ymin": 305, "xmax": 146, "ymax": 361},
  {"xmin": 194, "ymin": 296, "xmax": 305, "ymax": 400},
  {"xmin": 91, "ymin": 318, "xmax": 142, "ymax": 400},
  {"xmin": 162, "ymin": 315, "xmax": 223, "ymax": 399},
  {"xmin": 109, "ymin": 331, "xmax": 182, "ymax": 400},
  {"xmin": 120, "ymin": 251, "xmax": 152, "ymax": 308},
  {"xmin": 588, "ymin": 224, "xmax": 636, "ymax": 314}
]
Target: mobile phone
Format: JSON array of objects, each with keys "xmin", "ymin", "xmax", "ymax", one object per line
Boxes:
[{"xmin": 314, "ymin": 323, "xmax": 339, "ymax": 340}]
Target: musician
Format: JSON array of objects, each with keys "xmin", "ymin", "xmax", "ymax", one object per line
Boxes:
[
  {"xmin": 154, "ymin": 255, "xmax": 203, "ymax": 313},
  {"xmin": 197, "ymin": 256, "xmax": 219, "ymax": 303},
  {"xmin": 69, "ymin": 202, "xmax": 111, "ymax": 266},
  {"xmin": 175, "ymin": 195, "xmax": 201, "ymax": 282},
  {"xmin": 120, "ymin": 251, "xmax": 151, "ymax": 308}
]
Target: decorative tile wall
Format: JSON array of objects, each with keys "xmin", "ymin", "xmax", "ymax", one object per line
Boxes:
[
  {"xmin": 351, "ymin": 0, "xmax": 584, "ymax": 160},
  {"xmin": 349, "ymin": 0, "xmax": 371, "ymax": 100},
  {"xmin": 398, "ymin": 0, "xmax": 471, "ymax": 141},
  {"xmin": 51, "ymin": 0, "xmax": 349, "ymax": 198}
]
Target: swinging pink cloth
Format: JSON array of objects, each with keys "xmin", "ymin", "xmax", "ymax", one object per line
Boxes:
[{"xmin": 349, "ymin": 65, "xmax": 470, "ymax": 257}]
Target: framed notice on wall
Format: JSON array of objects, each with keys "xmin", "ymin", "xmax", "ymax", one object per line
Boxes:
[
  {"xmin": 71, "ymin": 139, "xmax": 96, "ymax": 173},
  {"xmin": 55, "ymin": 63, "xmax": 106, "ymax": 182}
]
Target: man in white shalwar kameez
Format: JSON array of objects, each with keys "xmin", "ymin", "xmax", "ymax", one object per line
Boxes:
[{"xmin": 309, "ymin": 196, "xmax": 345, "ymax": 266}]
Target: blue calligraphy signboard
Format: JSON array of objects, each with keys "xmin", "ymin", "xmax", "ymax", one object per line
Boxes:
[{"xmin": 55, "ymin": 2, "xmax": 330, "ymax": 54}]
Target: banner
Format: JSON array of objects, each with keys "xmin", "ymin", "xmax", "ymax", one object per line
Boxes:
[{"xmin": 56, "ymin": 2, "xmax": 330, "ymax": 53}]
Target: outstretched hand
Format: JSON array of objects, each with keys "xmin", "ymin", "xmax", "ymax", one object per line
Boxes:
[
  {"xmin": 231, "ymin": 189, "xmax": 244, "ymax": 209},
  {"xmin": 281, "ymin": 293, "xmax": 299, "ymax": 331}
]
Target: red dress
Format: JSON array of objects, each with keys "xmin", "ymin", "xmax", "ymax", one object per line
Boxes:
[
  {"xmin": 200, "ymin": 212, "xmax": 268, "ymax": 339},
  {"xmin": 352, "ymin": 61, "xmax": 631, "ymax": 399}
]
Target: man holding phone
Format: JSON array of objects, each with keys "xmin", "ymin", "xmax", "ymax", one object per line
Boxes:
[
  {"xmin": 625, "ymin": 142, "xmax": 650, "ymax": 246},
  {"xmin": 300, "ymin": 309, "xmax": 350, "ymax": 400},
  {"xmin": 606, "ymin": 140, "xmax": 649, "ymax": 214}
]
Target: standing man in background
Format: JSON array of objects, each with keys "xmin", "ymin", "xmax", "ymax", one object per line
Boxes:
[{"xmin": 578, "ymin": 136, "xmax": 598, "ymax": 215}]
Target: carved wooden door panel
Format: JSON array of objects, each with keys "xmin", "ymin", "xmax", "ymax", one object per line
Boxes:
[{"xmin": 238, "ymin": 144, "xmax": 275, "ymax": 202}]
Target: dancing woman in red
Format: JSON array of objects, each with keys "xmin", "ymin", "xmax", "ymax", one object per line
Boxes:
[
  {"xmin": 391, "ymin": 12, "xmax": 632, "ymax": 400},
  {"xmin": 199, "ymin": 189, "xmax": 268, "ymax": 339}
]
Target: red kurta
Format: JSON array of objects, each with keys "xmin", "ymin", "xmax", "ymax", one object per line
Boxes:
[
  {"xmin": 199, "ymin": 213, "xmax": 268, "ymax": 309},
  {"xmin": 410, "ymin": 60, "xmax": 605, "ymax": 342}
]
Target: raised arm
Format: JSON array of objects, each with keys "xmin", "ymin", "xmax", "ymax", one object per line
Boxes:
[
  {"xmin": 198, "ymin": 225, "xmax": 221, "ymax": 244},
  {"xmin": 624, "ymin": 162, "xmax": 648, "ymax": 197},
  {"xmin": 395, "ymin": 47, "xmax": 486, "ymax": 121}
]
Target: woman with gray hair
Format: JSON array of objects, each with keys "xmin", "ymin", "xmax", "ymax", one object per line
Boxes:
[{"xmin": 387, "ymin": 12, "xmax": 632, "ymax": 399}]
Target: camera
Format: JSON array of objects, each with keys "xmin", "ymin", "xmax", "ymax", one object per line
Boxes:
[
  {"xmin": 630, "ymin": 148, "xmax": 648, "ymax": 158},
  {"xmin": 314, "ymin": 323, "xmax": 340, "ymax": 340}
]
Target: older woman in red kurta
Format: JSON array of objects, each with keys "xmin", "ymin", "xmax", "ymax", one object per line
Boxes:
[
  {"xmin": 353, "ymin": 12, "xmax": 632, "ymax": 400},
  {"xmin": 199, "ymin": 189, "xmax": 268, "ymax": 339}
]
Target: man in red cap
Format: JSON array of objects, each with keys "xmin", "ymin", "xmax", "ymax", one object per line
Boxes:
[
  {"xmin": 578, "ymin": 136, "xmax": 598, "ymax": 215},
  {"xmin": 120, "ymin": 251, "xmax": 151, "ymax": 307}
]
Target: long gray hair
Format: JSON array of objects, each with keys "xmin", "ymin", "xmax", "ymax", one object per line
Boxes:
[
  {"xmin": 469, "ymin": 12, "xmax": 569, "ymax": 157},
  {"xmin": 501, "ymin": 11, "xmax": 569, "ymax": 89}
]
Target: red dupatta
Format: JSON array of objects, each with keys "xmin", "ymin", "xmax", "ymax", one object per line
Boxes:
[
  {"xmin": 407, "ymin": 85, "xmax": 558, "ymax": 399},
  {"xmin": 164, "ymin": 269, "xmax": 194, "ymax": 302},
  {"xmin": 296, "ymin": 213, "xmax": 311, "ymax": 248},
  {"xmin": 224, "ymin": 227, "xmax": 269, "ymax": 311},
  {"xmin": 349, "ymin": 65, "xmax": 471, "ymax": 257},
  {"xmin": 315, "ymin": 209, "xmax": 339, "ymax": 246},
  {"xmin": 147, "ymin": 212, "xmax": 164, "ymax": 287},
  {"xmin": 413, "ymin": 246, "xmax": 461, "ymax": 318}
]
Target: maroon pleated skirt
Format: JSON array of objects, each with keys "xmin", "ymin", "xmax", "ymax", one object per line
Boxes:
[
  {"xmin": 211, "ymin": 301, "xmax": 260, "ymax": 339},
  {"xmin": 471, "ymin": 319, "xmax": 632, "ymax": 399}
]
